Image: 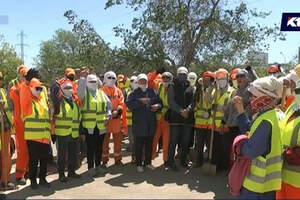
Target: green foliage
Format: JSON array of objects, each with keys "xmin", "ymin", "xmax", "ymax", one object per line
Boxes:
[{"xmin": 0, "ymin": 36, "xmax": 22, "ymax": 87}]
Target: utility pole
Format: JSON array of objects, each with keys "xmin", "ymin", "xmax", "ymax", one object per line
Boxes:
[{"xmin": 16, "ymin": 30, "xmax": 28, "ymax": 64}]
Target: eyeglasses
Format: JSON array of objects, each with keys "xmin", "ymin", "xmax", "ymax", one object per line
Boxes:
[
  {"xmin": 107, "ymin": 77, "xmax": 116, "ymax": 80},
  {"xmin": 35, "ymin": 87, "xmax": 43, "ymax": 91}
]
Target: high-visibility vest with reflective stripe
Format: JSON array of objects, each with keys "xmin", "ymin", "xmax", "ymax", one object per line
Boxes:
[
  {"xmin": 0, "ymin": 88, "xmax": 12, "ymax": 125},
  {"xmin": 281, "ymin": 101, "xmax": 300, "ymax": 187},
  {"xmin": 194, "ymin": 88, "xmax": 213, "ymax": 128},
  {"xmin": 81, "ymin": 89, "xmax": 107, "ymax": 131},
  {"xmin": 24, "ymin": 98, "xmax": 51, "ymax": 140},
  {"xmin": 125, "ymin": 87, "xmax": 133, "ymax": 126},
  {"xmin": 213, "ymin": 87, "xmax": 235, "ymax": 128},
  {"xmin": 243, "ymin": 109, "xmax": 283, "ymax": 193},
  {"xmin": 55, "ymin": 99, "xmax": 81, "ymax": 138},
  {"xmin": 156, "ymin": 83, "xmax": 168, "ymax": 121}
]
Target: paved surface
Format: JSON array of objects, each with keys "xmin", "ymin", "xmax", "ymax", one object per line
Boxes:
[{"xmin": 2, "ymin": 138, "xmax": 231, "ymax": 199}]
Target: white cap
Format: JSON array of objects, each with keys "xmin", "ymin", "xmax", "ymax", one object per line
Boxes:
[
  {"xmin": 188, "ymin": 72, "xmax": 197, "ymax": 79},
  {"xmin": 130, "ymin": 75, "xmax": 137, "ymax": 81},
  {"xmin": 248, "ymin": 76, "xmax": 283, "ymax": 98},
  {"xmin": 177, "ymin": 66, "xmax": 188, "ymax": 74},
  {"xmin": 137, "ymin": 73, "xmax": 148, "ymax": 81},
  {"xmin": 87, "ymin": 74, "xmax": 98, "ymax": 82}
]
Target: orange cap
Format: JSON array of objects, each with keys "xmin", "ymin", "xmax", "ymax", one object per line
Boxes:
[
  {"xmin": 17, "ymin": 65, "xmax": 28, "ymax": 75},
  {"xmin": 267, "ymin": 65, "xmax": 279, "ymax": 73},
  {"xmin": 215, "ymin": 68, "xmax": 228, "ymax": 79},
  {"xmin": 29, "ymin": 78, "xmax": 42, "ymax": 87},
  {"xmin": 118, "ymin": 74, "xmax": 124, "ymax": 82},
  {"xmin": 202, "ymin": 71, "xmax": 215, "ymax": 79},
  {"xmin": 65, "ymin": 68, "xmax": 75, "ymax": 76},
  {"xmin": 230, "ymin": 68, "xmax": 241, "ymax": 80}
]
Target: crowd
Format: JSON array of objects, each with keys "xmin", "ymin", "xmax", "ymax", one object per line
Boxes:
[{"xmin": 0, "ymin": 62, "xmax": 300, "ymax": 199}]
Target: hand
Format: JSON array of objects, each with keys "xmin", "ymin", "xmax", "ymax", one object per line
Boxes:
[
  {"xmin": 14, "ymin": 88, "xmax": 19, "ymax": 95},
  {"xmin": 80, "ymin": 135, "xmax": 86, "ymax": 142},
  {"xmin": 233, "ymin": 96, "xmax": 244, "ymax": 114},
  {"xmin": 180, "ymin": 109, "xmax": 189, "ymax": 119},
  {"xmin": 151, "ymin": 104, "xmax": 160, "ymax": 112},
  {"xmin": 112, "ymin": 110, "xmax": 119, "ymax": 118},
  {"xmin": 139, "ymin": 98, "xmax": 150, "ymax": 105},
  {"xmin": 51, "ymin": 135, "xmax": 57, "ymax": 144}
]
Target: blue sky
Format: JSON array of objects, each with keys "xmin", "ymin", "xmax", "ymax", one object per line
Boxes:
[{"xmin": 0, "ymin": 0, "xmax": 299, "ymax": 67}]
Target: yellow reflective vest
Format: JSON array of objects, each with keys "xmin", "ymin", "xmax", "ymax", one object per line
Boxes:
[
  {"xmin": 55, "ymin": 98, "xmax": 81, "ymax": 138},
  {"xmin": 213, "ymin": 87, "xmax": 235, "ymax": 128},
  {"xmin": 281, "ymin": 101, "xmax": 300, "ymax": 187},
  {"xmin": 156, "ymin": 83, "xmax": 168, "ymax": 121},
  {"xmin": 194, "ymin": 88, "xmax": 213, "ymax": 129},
  {"xmin": 24, "ymin": 95, "xmax": 51, "ymax": 140},
  {"xmin": 125, "ymin": 87, "xmax": 133, "ymax": 126},
  {"xmin": 242, "ymin": 109, "xmax": 283, "ymax": 193},
  {"xmin": 0, "ymin": 88, "xmax": 13, "ymax": 150},
  {"xmin": 81, "ymin": 89, "xmax": 107, "ymax": 131}
]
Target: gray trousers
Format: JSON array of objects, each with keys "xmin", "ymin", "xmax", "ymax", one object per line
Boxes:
[
  {"xmin": 128, "ymin": 126, "xmax": 135, "ymax": 158},
  {"xmin": 57, "ymin": 135, "xmax": 77, "ymax": 174}
]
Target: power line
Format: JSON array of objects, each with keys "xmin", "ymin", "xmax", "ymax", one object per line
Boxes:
[{"xmin": 16, "ymin": 30, "xmax": 29, "ymax": 64}]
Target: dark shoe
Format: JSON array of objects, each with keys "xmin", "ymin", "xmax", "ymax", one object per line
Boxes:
[
  {"xmin": 166, "ymin": 163, "xmax": 178, "ymax": 171},
  {"xmin": 1, "ymin": 182, "xmax": 16, "ymax": 190},
  {"xmin": 59, "ymin": 174, "xmax": 69, "ymax": 182},
  {"xmin": 30, "ymin": 180, "xmax": 38, "ymax": 190},
  {"xmin": 115, "ymin": 160, "xmax": 124, "ymax": 167},
  {"xmin": 16, "ymin": 178, "xmax": 26, "ymax": 185},
  {"xmin": 39, "ymin": 179, "xmax": 51, "ymax": 188},
  {"xmin": 68, "ymin": 172, "xmax": 81, "ymax": 179},
  {"xmin": 181, "ymin": 162, "xmax": 190, "ymax": 169},
  {"xmin": 101, "ymin": 161, "xmax": 108, "ymax": 168}
]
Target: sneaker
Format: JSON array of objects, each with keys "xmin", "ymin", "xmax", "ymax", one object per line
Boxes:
[
  {"xmin": 146, "ymin": 164, "xmax": 156, "ymax": 170},
  {"xmin": 16, "ymin": 178, "xmax": 27, "ymax": 185},
  {"xmin": 101, "ymin": 161, "xmax": 108, "ymax": 169},
  {"xmin": 59, "ymin": 174, "xmax": 69, "ymax": 183},
  {"xmin": 137, "ymin": 166, "xmax": 144, "ymax": 173},
  {"xmin": 30, "ymin": 180, "xmax": 38, "ymax": 190},
  {"xmin": 39, "ymin": 179, "xmax": 51, "ymax": 188},
  {"xmin": 68, "ymin": 172, "xmax": 81, "ymax": 179},
  {"xmin": 115, "ymin": 160, "xmax": 124, "ymax": 167},
  {"xmin": 181, "ymin": 162, "xmax": 190, "ymax": 169}
]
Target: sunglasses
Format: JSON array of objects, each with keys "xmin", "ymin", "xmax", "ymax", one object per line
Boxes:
[
  {"xmin": 35, "ymin": 87, "xmax": 43, "ymax": 91},
  {"xmin": 107, "ymin": 77, "xmax": 116, "ymax": 80}
]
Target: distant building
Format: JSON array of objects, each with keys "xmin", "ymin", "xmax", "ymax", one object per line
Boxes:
[{"xmin": 247, "ymin": 51, "xmax": 269, "ymax": 67}]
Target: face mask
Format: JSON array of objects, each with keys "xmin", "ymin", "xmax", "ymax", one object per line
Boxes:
[
  {"xmin": 217, "ymin": 79, "xmax": 227, "ymax": 89},
  {"xmin": 178, "ymin": 74, "xmax": 187, "ymax": 82},
  {"xmin": 62, "ymin": 88, "xmax": 73, "ymax": 98},
  {"xmin": 232, "ymin": 80, "xmax": 238, "ymax": 88},
  {"xmin": 87, "ymin": 82, "xmax": 98, "ymax": 91},
  {"xmin": 139, "ymin": 84, "xmax": 147, "ymax": 92},
  {"xmin": 106, "ymin": 79, "xmax": 116, "ymax": 87},
  {"xmin": 162, "ymin": 82, "xmax": 170, "ymax": 88},
  {"xmin": 30, "ymin": 87, "xmax": 41, "ymax": 98},
  {"xmin": 67, "ymin": 75, "xmax": 75, "ymax": 81},
  {"xmin": 188, "ymin": 78, "xmax": 196, "ymax": 87},
  {"xmin": 130, "ymin": 81, "xmax": 138, "ymax": 90}
]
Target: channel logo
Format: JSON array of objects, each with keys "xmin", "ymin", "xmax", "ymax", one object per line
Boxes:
[{"xmin": 281, "ymin": 13, "xmax": 300, "ymax": 31}]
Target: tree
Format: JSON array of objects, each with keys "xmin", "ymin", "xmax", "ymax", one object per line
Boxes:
[
  {"xmin": 36, "ymin": 11, "xmax": 112, "ymax": 83},
  {"xmin": 0, "ymin": 35, "xmax": 22, "ymax": 87},
  {"xmin": 105, "ymin": 0, "xmax": 284, "ymax": 69}
]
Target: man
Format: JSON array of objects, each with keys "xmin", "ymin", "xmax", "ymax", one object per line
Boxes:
[
  {"xmin": 211, "ymin": 68, "xmax": 235, "ymax": 172},
  {"xmin": 0, "ymin": 71, "xmax": 15, "ymax": 190},
  {"xmin": 223, "ymin": 69, "xmax": 250, "ymax": 170},
  {"xmin": 9, "ymin": 65, "xmax": 29, "ymax": 185},
  {"xmin": 229, "ymin": 68, "xmax": 241, "ymax": 89},
  {"xmin": 267, "ymin": 65, "xmax": 281, "ymax": 78},
  {"xmin": 101, "ymin": 71, "xmax": 126, "ymax": 167},
  {"xmin": 124, "ymin": 75, "xmax": 138, "ymax": 162},
  {"xmin": 166, "ymin": 67, "xmax": 194, "ymax": 171},
  {"xmin": 244, "ymin": 60, "xmax": 258, "ymax": 82},
  {"xmin": 194, "ymin": 71, "xmax": 215, "ymax": 168},
  {"xmin": 152, "ymin": 72, "xmax": 173, "ymax": 165},
  {"xmin": 126, "ymin": 74, "xmax": 162, "ymax": 172},
  {"xmin": 233, "ymin": 76, "xmax": 283, "ymax": 199}
]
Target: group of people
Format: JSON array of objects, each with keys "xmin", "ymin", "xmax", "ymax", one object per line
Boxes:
[{"xmin": 0, "ymin": 62, "xmax": 299, "ymax": 199}]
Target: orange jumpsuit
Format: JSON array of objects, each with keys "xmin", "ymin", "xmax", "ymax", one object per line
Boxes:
[
  {"xmin": 276, "ymin": 182, "xmax": 300, "ymax": 199},
  {"xmin": 101, "ymin": 86, "xmax": 126, "ymax": 163},
  {"xmin": 9, "ymin": 82, "xmax": 29, "ymax": 179},
  {"xmin": 0, "ymin": 130, "xmax": 12, "ymax": 184}
]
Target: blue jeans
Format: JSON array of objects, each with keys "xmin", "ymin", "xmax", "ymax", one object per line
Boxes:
[
  {"xmin": 238, "ymin": 187, "xmax": 275, "ymax": 200},
  {"xmin": 167, "ymin": 125, "xmax": 192, "ymax": 165}
]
